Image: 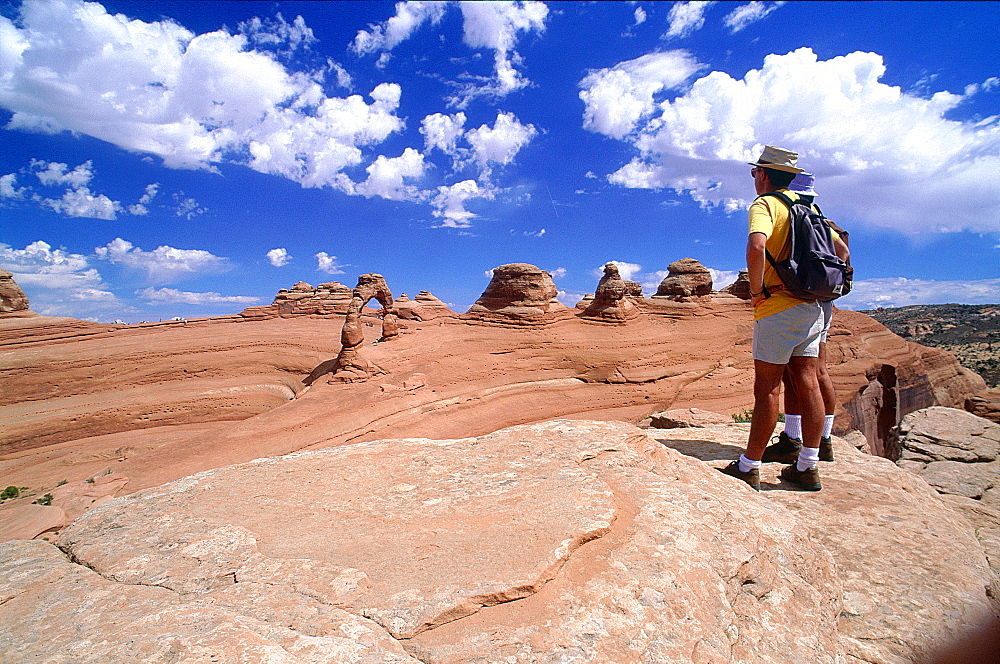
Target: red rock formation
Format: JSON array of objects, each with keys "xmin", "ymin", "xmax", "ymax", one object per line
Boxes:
[
  {"xmin": 0, "ymin": 281, "xmax": 985, "ymax": 506},
  {"xmin": 723, "ymin": 270, "xmax": 753, "ymax": 300},
  {"xmin": 394, "ymin": 291, "xmax": 455, "ymax": 321},
  {"xmin": 464, "ymin": 263, "xmax": 573, "ymax": 325},
  {"xmin": 579, "ymin": 262, "xmax": 642, "ymax": 322},
  {"xmin": 0, "ymin": 269, "xmax": 30, "ymax": 314},
  {"xmin": 331, "ymin": 273, "xmax": 397, "ymax": 381},
  {"xmin": 653, "ymin": 257, "xmax": 713, "ymax": 300},
  {"xmin": 240, "ymin": 280, "xmax": 355, "ymax": 319},
  {"xmin": 966, "ymin": 388, "xmax": 1000, "ymax": 423}
]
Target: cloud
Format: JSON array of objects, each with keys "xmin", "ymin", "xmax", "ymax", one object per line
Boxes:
[
  {"xmin": 32, "ymin": 160, "xmax": 94, "ymax": 187},
  {"xmin": 40, "ymin": 186, "xmax": 121, "ymax": 220},
  {"xmin": 0, "ymin": 1, "xmax": 408, "ymax": 198},
  {"xmin": 0, "ymin": 173, "xmax": 25, "ymax": 199},
  {"xmin": 707, "ymin": 267, "xmax": 739, "ymax": 289},
  {"xmin": 94, "ymin": 238, "xmax": 230, "ymax": 282},
  {"xmin": 431, "ymin": 179, "xmax": 493, "ymax": 228},
  {"xmin": 466, "ymin": 111, "xmax": 538, "ymax": 169},
  {"xmin": 351, "ymin": 1, "xmax": 548, "ymax": 107},
  {"xmin": 421, "ymin": 111, "xmax": 467, "ymax": 157},
  {"xmin": 549, "ymin": 266, "xmax": 566, "ymax": 278},
  {"xmin": 353, "ymin": 147, "xmax": 427, "ymax": 201},
  {"xmin": 137, "ymin": 287, "xmax": 261, "ymax": 305},
  {"xmin": 266, "ymin": 248, "xmax": 291, "ymax": 267},
  {"xmin": 352, "ymin": 1, "xmax": 448, "ymax": 53},
  {"xmin": 126, "ymin": 183, "xmax": 160, "ymax": 215},
  {"xmin": 580, "ymin": 51, "xmax": 705, "ymax": 139},
  {"xmin": 592, "ymin": 260, "xmax": 643, "ymax": 281},
  {"xmin": 634, "ymin": 7, "xmax": 647, "ymax": 27},
  {"xmin": 723, "ymin": 1, "xmax": 785, "ymax": 33},
  {"xmin": 451, "ymin": 1, "xmax": 548, "ymax": 105},
  {"xmin": 582, "ymin": 47, "xmax": 1000, "ymax": 233},
  {"xmin": 315, "ymin": 252, "xmax": 345, "ymax": 274},
  {"xmin": 837, "ymin": 277, "xmax": 1000, "ymax": 310},
  {"xmin": 665, "ymin": 1, "xmax": 715, "ymax": 38},
  {"xmin": 0, "ymin": 240, "xmax": 121, "ymax": 317}
]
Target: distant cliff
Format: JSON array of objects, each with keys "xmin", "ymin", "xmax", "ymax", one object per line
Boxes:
[{"xmin": 862, "ymin": 304, "xmax": 1000, "ymax": 387}]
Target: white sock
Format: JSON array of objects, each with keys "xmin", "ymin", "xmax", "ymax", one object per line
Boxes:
[
  {"xmin": 822, "ymin": 415, "xmax": 835, "ymax": 438},
  {"xmin": 796, "ymin": 446, "xmax": 820, "ymax": 472},
  {"xmin": 783, "ymin": 415, "xmax": 802, "ymax": 440},
  {"xmin": 739, "ymin": 454, "xmax": 762, "ymax": 474}
]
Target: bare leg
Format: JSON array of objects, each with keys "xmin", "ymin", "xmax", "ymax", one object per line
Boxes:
[
  {"xmin": 746, "ymin": 360, "xmax": 787, "ymax": 460},
  {"xmin": 816, "ymin": 342, "xmax": 836, "ymax": 416},
  {"xmin": 786, "ymin": 355, "xmax": 822, "ymax": 449}
]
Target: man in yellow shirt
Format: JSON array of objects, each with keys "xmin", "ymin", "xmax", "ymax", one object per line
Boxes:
[{"xmin": 722, "ymin": 146, "xmax": 848, "ymax": 491}]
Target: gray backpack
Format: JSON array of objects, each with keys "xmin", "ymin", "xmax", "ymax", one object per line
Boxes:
[{"xmin": 760, "ymin": 191, "xmax": 849, "ymax": 302}]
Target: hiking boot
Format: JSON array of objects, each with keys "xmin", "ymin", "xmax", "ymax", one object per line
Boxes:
[
  {"xmin": 720, "ymin": 460, "xmax": 760, "ymax": 491},
  {"xmin": 761, "ymin": 431, "xmax": 802, "ymax": 463},
  {"xmin": 780, "ymin": 463, "xmax": 822, "ymax": 491},
  {"xmin": 820, "ymin": 436, "xmax": 834, "ymax": 462}
]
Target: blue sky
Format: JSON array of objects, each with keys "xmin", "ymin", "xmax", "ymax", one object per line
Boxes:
[{"xmin": 1, "ymin": 0, "xmax": 998, "ymax": 323}]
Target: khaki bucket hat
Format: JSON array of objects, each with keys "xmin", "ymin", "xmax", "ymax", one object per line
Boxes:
[{"xmin": 748, "ymin": 145, "xmax": 804, "ymax": 173}]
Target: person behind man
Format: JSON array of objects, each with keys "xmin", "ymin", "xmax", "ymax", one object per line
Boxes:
[
  {"xmin": 721, "ymin": 146, "xmax": 847, "ymax": 491},
  {"xmin": 763, "ymin": 172, "xmax": 850, "ymax": 464}
]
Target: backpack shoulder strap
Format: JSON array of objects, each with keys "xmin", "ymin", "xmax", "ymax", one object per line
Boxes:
[{"xmin": 758, "ymin": 190, "xmax": 797, "ymax": 208}]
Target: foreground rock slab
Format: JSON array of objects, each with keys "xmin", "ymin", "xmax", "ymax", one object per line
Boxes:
[{"xmin": 1, "ymin": 420, "xmax": 995, "ymax": 663}]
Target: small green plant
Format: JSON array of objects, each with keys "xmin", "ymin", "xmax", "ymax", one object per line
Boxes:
[
  {"xmin": 34, "ymin": 494, "xmax": 53, "ymax": 506},
  {"xmin": 731, "ymin": 410, "xmax": 753, "ymax": 423},
  {"xmin": 56, "ymin": 480, "xmax": 68, "ymax": 487},
  {"xmin": 1, "ymin": 486, "xmax": 19, "ymax": 500},
  {"xmin": 84, "ymin": 477, "xmax": 95, "ymax": 484}
]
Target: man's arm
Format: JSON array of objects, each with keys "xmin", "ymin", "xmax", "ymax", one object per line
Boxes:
[
  {"xmin": 834, "ymin": 237, "xmax": 850, "ymax": 263},
  {"xmin": 746, "ymin": 232, "xmax": 768, "ymax": 308}
]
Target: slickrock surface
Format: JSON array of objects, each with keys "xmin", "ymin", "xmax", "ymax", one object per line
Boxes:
[
  {"xmin": 1, "ymin": 302, "xmax": 987, "ymax": 539},
  {"xmin": 890, "ymin": 406, "xmax": 1000, "ymax": 509},
  {"xmin": 647, "ymin": 407, "xmax": 734, "ymax": 428},
  {"xmin": 1, "ymin": 420, "xmax": 994, "ymax": 663}
]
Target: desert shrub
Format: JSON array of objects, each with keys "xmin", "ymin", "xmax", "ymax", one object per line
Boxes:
[
  {"xmin": 731, "ymin": 410, "xmax": 753, "ymax": 423},
  {"xmin": 1, "ymin": 486, "xmax": 19, "ymax": 500},
  {"xmin": 56, "ymin": 480, "xmax": 68, "ymax": 486},
  {"xmin": 34, "ymin": 494, "xmax": 53, "ymax": 506}
]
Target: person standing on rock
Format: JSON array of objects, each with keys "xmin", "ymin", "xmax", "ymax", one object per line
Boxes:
[
  {"xmin": 721, "ymin": 146, "xmax": 846, "ymax": 491},
  {"xmin": 765, "ymin": 172, "xmax": 850, "ymax": 466}
]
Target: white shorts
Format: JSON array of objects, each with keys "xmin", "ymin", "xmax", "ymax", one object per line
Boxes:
[
  {"xmin": 819, "ymin": 300, "xmax": 833, "ymax": 343},
  {"xmin": 753, "ymin": 302, "xmax": 823, "ymax": 365}
]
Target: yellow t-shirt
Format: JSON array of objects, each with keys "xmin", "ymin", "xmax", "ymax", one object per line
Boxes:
[{"xmin": 748, "ymin": 190, "xmax": 839, "ymax": 321}]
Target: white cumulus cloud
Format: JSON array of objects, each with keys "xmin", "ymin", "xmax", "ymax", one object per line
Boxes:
[
  {"xmin": 421, "ymin": 111, "xmax": 467, "ymax": 156},
  {"xmin": 432, "ymin": 179, "xmax": 493, "ymax": 228},
  {"xmin": 315, "ymin": 252, "xmax": 345, "ymax": 274},
  {"xmin": 580, "ymin": 51, "xmax": 705, "ymax": 140},
  {"xmin": 351, "ymin": 1, "xmax": 548, "ymax": 107},
  {"xmin": 582, "ymin": 47, "xmax": 1000, "ymax": 233},
  {"xmin": 352, "ymin": 1, "xmax": 448, "ymax": 53},
  {"xmin": 137, "ymin": 287, "xmax": 261, "ymax": 305},
  {"xmin": 94, "ymin": 238, "xmax": 230, "ymax": 282},
  {"xmin": 665, "ymin": 1, "xmax": 715, "ymax": 38},
  {"xmin": 0, "ymin": 0, "xmax": 410, "ymax": 200},
  {"xmin": 266, "ymin": 248, "xmax": 291, "ymax": 267},
  {"xmin": 466, "ymin": 111, "xmax": 538, "ymax": 169},
  {"xmin": 353, "ymin": 147, "xmax": 427, "ymax": 201},
  {"xmin": 0, "ymin": 240, "xmax": 121, "ymax": 317},
  {"xmin": 0, "ymin": 173, "xmax": 25, "ymax": 199},
  {"xmin": 723, "ymin": 1, "xmax": 785, "ymax": 33},
  {"xmin": 838, "ymin": 277, "xmax": 1000, "ymax": 310}
]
